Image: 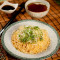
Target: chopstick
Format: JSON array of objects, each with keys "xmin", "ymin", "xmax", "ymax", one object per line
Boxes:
[{"xmin": 0, "ymin": 2, "xmax": 25, "ymax": 36}]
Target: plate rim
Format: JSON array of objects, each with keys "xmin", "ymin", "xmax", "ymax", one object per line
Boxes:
[{"xmin": 1, "ymin": 20, "xmax": 60, "ymax": 60}]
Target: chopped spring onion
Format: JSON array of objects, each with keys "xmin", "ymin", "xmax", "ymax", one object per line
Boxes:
[{"xmin": 19, "ymin": 26, "xmax": 43, "ymax": 43}]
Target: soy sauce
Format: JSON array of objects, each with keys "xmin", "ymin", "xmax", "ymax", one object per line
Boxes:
[
  {"xmin": 2, "ymin": 5, "xmax": 15, "ymax": 10},
  {"xmin": 27, "ymin": 3, "xmax": 47, "ymax": 12}
]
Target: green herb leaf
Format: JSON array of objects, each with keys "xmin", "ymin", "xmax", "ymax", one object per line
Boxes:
[
  {"xmin": 40, "ymin": 36, "xmax": 43, "ymax": 41},
  {"xmin": 34, "ymin": 26, "xmax": 39, "ymax": 30},
  {"xmin": 19, "ymin": 35, "xmax": 21, "ymax": 37}
]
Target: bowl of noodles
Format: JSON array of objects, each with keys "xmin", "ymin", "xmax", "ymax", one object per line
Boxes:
[{"xmin": 1, "ymin": 20, "xmax": 60, "ymax": 60}]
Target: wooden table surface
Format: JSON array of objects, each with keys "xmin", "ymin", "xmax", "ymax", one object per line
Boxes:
[{"xmin": 0, "ymin": 0, "xmax": 60, "ymax": 60}]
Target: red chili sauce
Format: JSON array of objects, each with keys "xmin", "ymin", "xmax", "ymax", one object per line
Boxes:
[{"xmin": 27, "ymin": 3, "xmax": 47, "ymax": 12}]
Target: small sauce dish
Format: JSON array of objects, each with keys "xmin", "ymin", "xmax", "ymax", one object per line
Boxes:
[
  {"xmin": 0, "ymin": 1, "xmax": 18, "ymax": 14},
  {"xmin": 25, "ymin": 0, "xmax": 50, "ymax": 18}
]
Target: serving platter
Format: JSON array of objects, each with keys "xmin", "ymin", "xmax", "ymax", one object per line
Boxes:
[{"xmin": 1, "ymin": 20, "xmax": 60, "ymax": 60}]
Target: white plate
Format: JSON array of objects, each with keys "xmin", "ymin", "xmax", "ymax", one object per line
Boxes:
[{"xmin": 1, "ymin": 20, "xmax": 60, "ymax": 60}]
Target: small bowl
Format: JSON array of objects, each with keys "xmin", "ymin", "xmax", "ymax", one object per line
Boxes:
[
  {"xmin": 25, "ymin": 0, "xmax": 50, "ymax": 18},
  {"xmin": 0, "ymin": 1, "xmax": 18, "ymax": 14}
]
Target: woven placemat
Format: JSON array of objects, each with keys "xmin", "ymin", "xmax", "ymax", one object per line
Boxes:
[{"xmin": 0, "ymin": 0, "xmax": 60, "ymax": 60}]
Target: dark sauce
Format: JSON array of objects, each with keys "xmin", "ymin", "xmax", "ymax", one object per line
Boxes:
[
  {"xmin": 27, "ymin": 3, "xmax": 47, "ymax": 12},
  {"xmin": 2, "ymin": 5, "xmax": 15, "ymax": 10}
]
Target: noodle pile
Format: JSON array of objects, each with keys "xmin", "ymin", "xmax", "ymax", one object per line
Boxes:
[{"xmin": 11, "ymin": 26, "xmax": 50, "ymax": 54}]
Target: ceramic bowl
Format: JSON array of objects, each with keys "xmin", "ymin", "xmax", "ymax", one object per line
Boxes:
[
  {"xmin": 0, "ymin": 1, "xmax": 18, "ymax": 14},
  {"xmin": 25, "ymin": 0, "xmax": 50, "ymax": 18},
  {"xmin": 1, "ymin": 20, "xmax": 60, "ymax": 60}
]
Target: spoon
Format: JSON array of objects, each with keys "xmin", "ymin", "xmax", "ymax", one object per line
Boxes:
[{"xmin": 0, "ymin": 1, "xmax": 18, "ymax": 14}]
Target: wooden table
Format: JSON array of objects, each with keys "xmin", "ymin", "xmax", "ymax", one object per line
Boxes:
[{"xmin": 0, "ymin": 0, "xmax": 60, "ymax": 60}]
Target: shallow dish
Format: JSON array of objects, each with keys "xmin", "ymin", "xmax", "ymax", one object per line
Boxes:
[
  {"xmin": 0, "ymin": 1, "xmax": 18, "ymax": 14},
  {"xmin": 1, "ymin": 20, "xmax": 60, "ymax": 60}
]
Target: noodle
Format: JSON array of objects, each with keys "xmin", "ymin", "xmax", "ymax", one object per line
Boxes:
[{"xmin": 11, "ymin": 26, "xmax": 50, "ymax": 54}]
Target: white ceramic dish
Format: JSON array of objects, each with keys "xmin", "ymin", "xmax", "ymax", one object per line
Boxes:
[
  {"xmin": 1, "ymin": 20, "xmax": 59, "ymax": 60},
  {"xmin": 25, "ymin": 0, "xmax": 50, "ymax": 18},
  {"xmin": 0, "ymin": 1, "xmax": 18, "ymax": 14}
]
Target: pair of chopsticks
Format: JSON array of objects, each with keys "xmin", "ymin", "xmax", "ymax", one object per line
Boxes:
[{"xmin": 0, "ymin": 2, "xmax": 25, "ymax": 36}]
